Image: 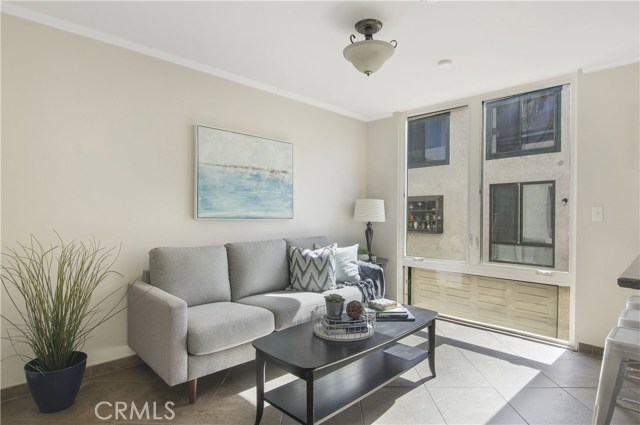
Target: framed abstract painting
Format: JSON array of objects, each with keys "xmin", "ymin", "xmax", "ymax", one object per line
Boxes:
[{"xmin": 195, "ymin": 125, "xmax": 293, "ymax": 219}]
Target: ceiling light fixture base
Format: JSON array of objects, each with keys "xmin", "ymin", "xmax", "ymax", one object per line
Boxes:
[{"xmin": 354, "ymin": 19, "xmax": 383, "ymax": 40}]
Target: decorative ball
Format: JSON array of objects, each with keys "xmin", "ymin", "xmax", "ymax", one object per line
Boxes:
[{"xmin": 346, "ymin": 301, "xmax": 364, "ymax": 319}]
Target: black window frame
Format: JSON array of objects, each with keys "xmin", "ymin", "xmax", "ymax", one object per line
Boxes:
[
  {"xmin": 485, "ymin": 86, "xmax": 562, "ymax": 160},
  {"xmin": 489, "ymin": 180, "xmax": 556, "ymax": 268},
  {"xmin": 407, "ymin": 111, "xmax": 451, "ymax": 168}
]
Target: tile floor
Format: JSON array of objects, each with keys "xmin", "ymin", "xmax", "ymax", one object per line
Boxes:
[{"xmin": 2, "ymin": 320, "xmax": 639, "ymax": 424}]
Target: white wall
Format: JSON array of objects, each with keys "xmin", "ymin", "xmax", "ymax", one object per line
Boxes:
[
  {"xmin": 1, "ymin": 15, "xmax": 367, "ymax": 388},
  {"xmin": 575, "ymin": 63, "xmax": 640, "ymax": 347}
]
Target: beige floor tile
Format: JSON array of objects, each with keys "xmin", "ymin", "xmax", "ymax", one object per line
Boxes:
[
  {"xmin": 503, "ymin": 387, "xmax": 593, "ymax": 424},
  {"xmin": 281, "ymin": 403, "xmax": 363, "ymax": 425},
  {"xmin": 470, "ymin": 358, "xmax": 557, "ymax": 392},
  {"xmin": 6, "ymin": 321, "xmax": 627, "ymax": 425},
  {"xmin": 89, "ymin": 363, "xmax": 162, "ymax": 383},
  {"xmin": 427, "ymin": 387, "xmax": 526, "ymax": 424},
  {"xmin": 361, "ymin": 386, "xmax": 445, "ymax": 424},
  {"xmin": 387, "ymin": 367, "xmax": 425, "ymax": 388},
  {"xmin": 538, "ymin": 358, "xmax": 601, "ymax": 388},
  {"xmin": 494, "ymin": 339, "xmax": 578, "ymax": 365},
  {"xmin": 419, "ymin": 359, "xmax": 492, "ymax": 388}
]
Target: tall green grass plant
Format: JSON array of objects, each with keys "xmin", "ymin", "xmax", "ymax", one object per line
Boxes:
[{"xmin": 1, "ymin": 234, "xmax": 127, "ymax": 372}]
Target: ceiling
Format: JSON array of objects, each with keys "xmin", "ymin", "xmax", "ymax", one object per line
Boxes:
[{"xmin": 4, "ymin": 1, "xmax": 639, "ymax": 122}]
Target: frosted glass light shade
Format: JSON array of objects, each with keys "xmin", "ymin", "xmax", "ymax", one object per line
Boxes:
[
  {"xmin": 343, "ymin": 40, "xmax": 395, "ymax": 76},
  {"xmin": 354, "ymin": 199, "xmax": 386, "ymax": 222}
]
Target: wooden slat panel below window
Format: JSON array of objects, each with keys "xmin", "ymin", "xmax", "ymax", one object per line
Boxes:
[{"xmin": 410, "ymin": 268, "xmax": 558, "ymax": 338}]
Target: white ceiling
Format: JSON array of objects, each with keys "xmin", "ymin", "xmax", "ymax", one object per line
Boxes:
[{"xmin": 4, "ymin": 1, "xmax": 639, "ymax": 122}]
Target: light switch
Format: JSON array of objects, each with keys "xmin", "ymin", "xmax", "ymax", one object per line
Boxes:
[{"xmin": 592, "ymin": 206, "xmax": 603, "ymax": 222}]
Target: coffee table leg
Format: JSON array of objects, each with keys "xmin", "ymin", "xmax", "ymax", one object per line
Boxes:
[
  {"xmin": 428, "ymin": 320, "xmax": 436, "ymax": 377},
  {"xmin": 255, "ymin": 352, "xmax": 266, "ymax": 425},
  {"xmin": 306, "ymin": 370, "xmax": 314, "ymax": 424}
]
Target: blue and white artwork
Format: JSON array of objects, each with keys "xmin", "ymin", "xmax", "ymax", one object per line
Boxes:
[{"xmin": 195, "ymin": 126, "xmax": 293, "ymax": 219}]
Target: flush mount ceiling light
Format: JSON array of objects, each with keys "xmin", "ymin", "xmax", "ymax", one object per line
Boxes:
[{"xmin": 343, "ymin": 19, "xmax": 397, "ymax": 76}]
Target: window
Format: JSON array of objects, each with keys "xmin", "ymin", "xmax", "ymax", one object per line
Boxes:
[
  {"xmin": 403, "ymin": 83, "xmax": 572, "ymax": 342},
  {"xmin": 406, "ymin": 106, "xmax": 468, "ymax": 262},
  {"xmin": 408, "ymin": 112, "xmax": 450, "ymax": 168},
  {"xmin": 485, "ymin": 86, "xmax": 561, "ymax": 160},
  {"xmin": 489, "ymin": 181, "xmax": 555, "ymax": 268}
]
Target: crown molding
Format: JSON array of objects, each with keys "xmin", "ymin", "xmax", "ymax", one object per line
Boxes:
[{"xmin": 1, "ymin": 3, "xmax": 370, "ymax": 122}]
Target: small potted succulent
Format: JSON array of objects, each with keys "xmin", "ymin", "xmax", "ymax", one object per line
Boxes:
[
  {"xmin": 324, "ymin": 293, "xmax": 345, "ymax": 320},
  {"xmin": 357, "ymin": 248, "xmax": 370, "ymax": 261}
]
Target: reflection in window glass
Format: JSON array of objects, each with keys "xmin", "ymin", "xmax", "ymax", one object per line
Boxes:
[
  {"xmin": 489, "ymin": 181, "xmax": 555, "ymax": 268},
  {"xmin": 491, "ymin": 184, "xmax": 518, "ymax": 244},
  {"xmin": 522, "ymin": 183, "xmax": 554, "ymax": 244},
  {"xmin": 408, "ymin": 112, "xmax": 450, "ymax": 168},
  {"xmin": 486, "ymin": 86, "xmax": 561, "ymax": 160}
]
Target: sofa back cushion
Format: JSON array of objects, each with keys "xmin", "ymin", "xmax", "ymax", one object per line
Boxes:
[
  {"xmin": 315, "ymin": 243, "xmax": 361, "ymax": 283},
  {"xmin": 284, "ymin": 236, "xmax": 330, "ymax": 251},
  {"xmin": 149, "ymin": 245, "xmax": 230, "ymax": 307},
  {"xmin": 226, "ymin": 239, "xmax": 289, "ymax": 301}
]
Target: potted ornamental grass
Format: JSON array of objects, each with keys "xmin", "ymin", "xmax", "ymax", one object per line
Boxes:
[{"xmin": 1, "ymin": 234, "xmax": 128, "ymax": 413}]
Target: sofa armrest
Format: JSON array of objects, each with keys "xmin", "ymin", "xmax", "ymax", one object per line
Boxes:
[{"xmin": 127, "ymin": 280, "xmax": 188, "ymax": 386}]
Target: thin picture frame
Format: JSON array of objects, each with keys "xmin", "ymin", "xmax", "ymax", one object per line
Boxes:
[{"xmin": 194, "ymin": 125, "xmax": 293, "ymax": 220}]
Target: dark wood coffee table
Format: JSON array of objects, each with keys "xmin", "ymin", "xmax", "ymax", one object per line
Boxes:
[{"xmin": 252, "ymin": 305, "xmax": 438, "ymax": 425}]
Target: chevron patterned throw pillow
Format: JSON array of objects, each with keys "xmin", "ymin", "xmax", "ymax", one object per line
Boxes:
[{"xmin": 289, "ymin": 244, "xmax": 337, "ymax": 292}]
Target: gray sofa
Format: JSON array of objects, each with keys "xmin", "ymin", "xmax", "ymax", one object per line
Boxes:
[{"xmin": 127, "ymin": 236, "xmax": 377, "ymax": 403}]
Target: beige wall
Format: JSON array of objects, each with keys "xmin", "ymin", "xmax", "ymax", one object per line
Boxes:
[
  {"xmin": 575, "ymin": 63, "xmax": 640, "ymax": 347},
  {"xmin": 365, "ymin": 117, "xmax": 400, "ymax": 300},
  {"xmin": 1, "ymin": 15, "xmax": 367, "ymax": 388}
]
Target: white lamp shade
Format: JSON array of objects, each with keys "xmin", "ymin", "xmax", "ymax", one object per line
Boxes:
[
  {"xmin": 343, "ymin": 40, "xmax": 395, "ymax": 75},
  {"xmin": 354, "ymin": 199, "xmax": 386, "ymax": 223}
]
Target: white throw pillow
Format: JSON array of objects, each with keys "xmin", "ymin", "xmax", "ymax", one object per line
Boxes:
[{"xmin": 315, "ymin": 243, "xmax": 361, "ymax": 283}]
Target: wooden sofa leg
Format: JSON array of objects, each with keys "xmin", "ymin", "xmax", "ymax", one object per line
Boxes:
[{"xmin": 188, "ymin": 379, "xmax": 197, "ymax": 404}]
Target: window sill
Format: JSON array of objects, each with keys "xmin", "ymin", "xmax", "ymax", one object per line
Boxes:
[{"xmin": 402, "ymin": 256, "xmax": 570, "ymax": 287}]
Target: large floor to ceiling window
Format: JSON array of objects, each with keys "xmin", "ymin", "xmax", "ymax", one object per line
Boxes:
[{"xmin": 404, "ymin": 81, "xmax": 573, "ymax": 341}]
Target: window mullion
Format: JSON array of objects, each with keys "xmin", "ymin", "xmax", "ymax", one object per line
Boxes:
[{"xmin": 517, "ymin": 182, "xmax": 523, "ymax": 246}]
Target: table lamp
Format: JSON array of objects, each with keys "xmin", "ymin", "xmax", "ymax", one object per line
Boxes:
[{"xmin": 353, "ymin": 199, "xmax": 386, "ymax": 261}]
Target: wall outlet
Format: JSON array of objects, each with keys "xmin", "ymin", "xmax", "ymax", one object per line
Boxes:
[{"xmin": 591, "ymin": 206, "xmax": 603, "ymax": 222}]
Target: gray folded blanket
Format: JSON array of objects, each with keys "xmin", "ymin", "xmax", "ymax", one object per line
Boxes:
[{"xmin": 334, "ymin": 260, "xmax": 385, "ymax": 302}]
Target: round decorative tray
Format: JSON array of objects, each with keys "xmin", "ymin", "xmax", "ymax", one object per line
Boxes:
[{"xmin": 311, "ymin": 305, "xmax": 375, "ymax": 342}]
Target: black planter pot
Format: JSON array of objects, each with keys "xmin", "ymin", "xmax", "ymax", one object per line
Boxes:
[{"xmin": 24, "ymin": 351, "xmax": 87, "ymax": 413}]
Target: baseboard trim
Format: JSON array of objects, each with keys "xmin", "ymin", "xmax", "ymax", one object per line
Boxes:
[
  {"xmin": 577, "ymin": 342, "xmax": 604, "ymax": 357},
  {"xmin": 1, "ymin": 354, "xmax": 142, "ymax": 402}
]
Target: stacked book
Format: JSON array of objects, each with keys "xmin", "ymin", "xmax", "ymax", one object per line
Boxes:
[
  {"xmin": 321, "ymin": 314, "xmax": 372, "ymax": 338},
  {"xmin": 367, "ymin": 299, "xmax": 415, "ymax": 321}
]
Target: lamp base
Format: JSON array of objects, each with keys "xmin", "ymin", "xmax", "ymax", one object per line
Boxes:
[{"xmin": 365, "ymin": 221, "xmax": 374, "ymax": 260}]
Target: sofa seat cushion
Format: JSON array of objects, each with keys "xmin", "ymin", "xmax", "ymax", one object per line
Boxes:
[
  {"xmin": 187, "ymin": 302, "xmax": 274, "ymax": 356},
  {"xmin": 284, "ymin": 236, "xmax": 330, "ymax": 251},
  {"xmin": 237, "ymin": 286, "xmax": 362, "ymax": 331}
]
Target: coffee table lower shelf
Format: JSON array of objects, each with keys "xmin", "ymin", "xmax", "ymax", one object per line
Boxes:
[{"xmin": 265, "ymin": 343, "xmax": 428, "ymax": 425}]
